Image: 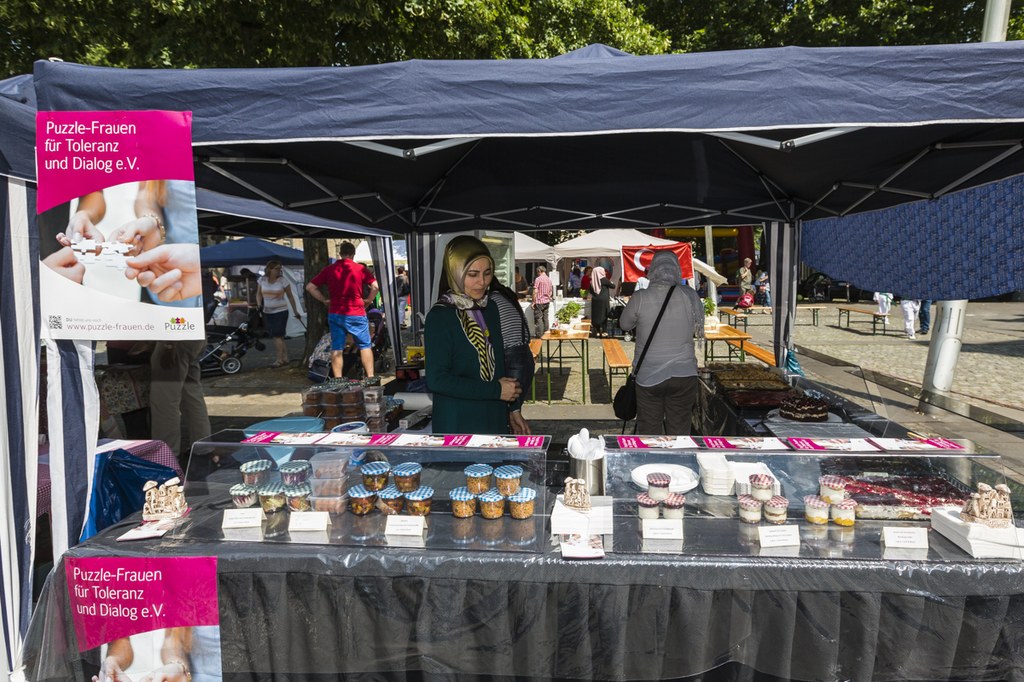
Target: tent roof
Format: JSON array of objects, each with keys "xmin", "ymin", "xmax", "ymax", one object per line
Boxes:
[
  {"xmin": 514, "ymin": 231, "xmax": 557, "ymax": 263},
  {"xmin": 553, "ymin": 229, "xmax": 678, "ymax": 259},
  {"xmin": 199, "ymin": 236, "xmax": 305, "ymax": 267},
  {"xmin": 31, "ymin": 42, "xmax": 1024, "ymax": 233}
]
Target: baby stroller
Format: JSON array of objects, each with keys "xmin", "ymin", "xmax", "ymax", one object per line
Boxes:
[
  {"xmin": 307, "ymin": 308, "xmax": 392, "ymax": 382},
  {"xmin": 607, "ymin": 296, "xmax": 629, "ymax": 340},
  {"xmin": 200, "ymin": 307, "xmax": 266, "ymax": 375}
]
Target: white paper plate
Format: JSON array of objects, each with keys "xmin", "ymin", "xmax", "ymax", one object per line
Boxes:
[
  {"xmin": 766, "ymin": 409, "xmax": 843, "ymax": 424},
  {"xmin": 630, "ymin": 463, "xmax": 700, "ymax": 494}
]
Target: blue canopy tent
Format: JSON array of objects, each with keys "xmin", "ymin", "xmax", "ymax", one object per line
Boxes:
[
  {"xmin": 6, "ymin": 43, "xmax": 1024, "ymax": 678},
  {"xmin": 200, "ymin": 236, "xmax": 305, "ymax": 267}
]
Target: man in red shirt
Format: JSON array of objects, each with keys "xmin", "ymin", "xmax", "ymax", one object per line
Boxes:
[{"xmin": 305, "ymin": 241, "xmax": 379, "ymax": 378}]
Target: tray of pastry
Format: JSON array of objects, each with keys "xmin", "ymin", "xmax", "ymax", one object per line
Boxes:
[
  {"xmin": 818, "ymin": 457, "xmax": 971, "ymax": 520},
  {"xmin": 716, "ymin": 378, "xmax": 792, "ymax": 391},
  {"xmin": 723, "ymin": 388, "xmax": 797, "ymax": 409}
]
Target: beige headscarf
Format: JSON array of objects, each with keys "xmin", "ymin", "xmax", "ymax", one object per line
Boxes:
[{"xmin": 437, "ymin": 235, "xmax": 496, "ymax": 380}]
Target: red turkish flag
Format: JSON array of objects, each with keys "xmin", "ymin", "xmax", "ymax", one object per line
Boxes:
[{"xmin": 620, "ymin": 243, "xmax": 693, "ymax": 283}]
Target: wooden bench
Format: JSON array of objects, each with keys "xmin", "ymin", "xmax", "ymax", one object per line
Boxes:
[
  {"xmin": 718, "ymin": 307, "xmax": 749, "ymax": 331},
  {"xmin": 725, "ymin": 339, "xmax": 777, "ymax": 366},
  {"xmin": 601, "ymin": 338, "xmax": 632, "ymax": 392},
  {"xmin": 528, "ymin": 339, "xmax": 542, "ymax": 403},
  {"xmin": 798, "ymin": 305, "xmax": 825, "ymax": 326},
  {"xmin": 837, "ymin": 306, "xmax": 890, "ymax": 335}
]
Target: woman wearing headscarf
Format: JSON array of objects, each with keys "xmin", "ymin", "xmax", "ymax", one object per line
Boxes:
[
  {"xmin": 619, "ymin": 251, "xmax": 705, "ymax": 435},
  {"xmin": 589, "ymin": 265, "xmax": 615, "ymax": 337},
  {"xmin": 425, "ymin": 236, "xmax": 522, "ymax": 434}
]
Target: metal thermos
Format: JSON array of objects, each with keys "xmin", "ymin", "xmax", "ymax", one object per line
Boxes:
[{"xmin": 568, "ymin": 453, "xmax": 606, "ymax": 496}]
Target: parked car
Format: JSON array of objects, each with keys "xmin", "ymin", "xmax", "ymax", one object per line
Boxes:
[{"xmin": 798, "ymin": 272, "xmax": 867, "ymax": 303}]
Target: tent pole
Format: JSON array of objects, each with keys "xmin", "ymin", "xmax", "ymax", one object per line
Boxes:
[
  {"xmin": 919, "ymin": 2, "xmax": 1008, "ymax": 412},
  {"xmin": 703, "ymin": 226, "xmax": 717, "ymax": 304}
]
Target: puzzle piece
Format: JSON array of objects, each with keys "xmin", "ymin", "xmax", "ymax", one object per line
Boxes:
[{"xmin": 71, "ymin": 239, "xmax": 132, "ymax": 268}]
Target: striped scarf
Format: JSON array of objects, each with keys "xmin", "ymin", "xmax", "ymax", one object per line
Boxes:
[{"xmin": 457, "ymin": 308, "xmax": 495, "ymax": 381}]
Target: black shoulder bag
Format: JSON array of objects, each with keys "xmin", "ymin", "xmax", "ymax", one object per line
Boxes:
[{"xmin": 613, "ymin": 287, "xmax": 675, "ymax": 422}]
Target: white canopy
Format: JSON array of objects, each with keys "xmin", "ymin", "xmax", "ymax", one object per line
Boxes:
[
  {"xmin": 356, "ymin": 239, "xmax": 407, "ymax": 265},
  {"xmin": 514, "ymin": 231, "xmax": 558, "ymax": 263},
  {"xmin": 553, "ymin": 228, "xmax": 726, "ymax": 285}
]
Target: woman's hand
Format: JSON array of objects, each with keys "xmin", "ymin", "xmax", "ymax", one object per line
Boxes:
[
  {"xmin": 499, "ymin": 377, "xmax": 521, "ymax": 402},
  {"xmin": 59, "ymin": 209, "xmax": 106, "ymax": 247},
  {"xmin": 124, "ymin": 244, "xmax": 201, "ymax": 302},
  {"xmin": 110, "ymin": 215, "xmax": 164, "ymax": 256},
  {"xmin": 43, "ymin": 247, "xmax": 86, "ymax": 284},
  {"xmin": 92, "ymin": 655, "xmax": 134, "ymax": 682},
  {"xmin": 509, "ymin": 410, "xmax": 531, "ymax": 435}
]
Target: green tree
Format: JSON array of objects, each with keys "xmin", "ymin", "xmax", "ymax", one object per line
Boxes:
[{"xmin": 0, "ymin": 0, "xmax": 669, "ymax": 77}]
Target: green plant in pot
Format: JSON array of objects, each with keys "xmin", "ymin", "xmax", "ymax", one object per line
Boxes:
[
  {"xmin": 555, "ymin": 301, "xmax": 583, "ymax": 325},
  {"xmin": 702, "ymin": 298, "xmax": 717, "ymax": 317}
]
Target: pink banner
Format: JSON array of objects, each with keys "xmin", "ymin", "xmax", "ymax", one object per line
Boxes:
[
  {"xmin": 922, "ymin": 437, "xmax": 963, "ymax": 449},
  {"xmin": 66, "ymin": 556, "xmax": 218, "ymax": 651},
  {"xmin": 36, "ymin": 111, "xmax": 194, "ymax": 213},
  {"xmin": 241, "ymin": 432, "xmax": 279, "ymax": 444},
  {"xmin": 702, "ymin": 437, "xmax": 736, "ymax": 449}
]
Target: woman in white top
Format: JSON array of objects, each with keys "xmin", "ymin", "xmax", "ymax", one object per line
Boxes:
[{"xmin": 257, "ymin": 260, "xmax": 302, "ymax": 367}]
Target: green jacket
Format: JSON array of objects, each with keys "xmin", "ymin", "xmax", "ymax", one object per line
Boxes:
[{"xmin": 425, "ymin": 300, "xmax": 509, "ymax": 435}]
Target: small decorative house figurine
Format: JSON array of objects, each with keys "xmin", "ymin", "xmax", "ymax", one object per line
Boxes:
[
  {"xmin": 959, "ymin": 482, "xmax": 1013, "ymax": 528},
  {"xmin": 563, "ymin": 476, "xmax": 591, "ymax": 512},
  {"xmin": 142, "ymin": 477, "xmax": 188, "ymax": 521}
]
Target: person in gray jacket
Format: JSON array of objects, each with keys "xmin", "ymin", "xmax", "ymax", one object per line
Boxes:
[{"xmin": 619, "ymin": 250, "xmax": 705, "ymax": 435}]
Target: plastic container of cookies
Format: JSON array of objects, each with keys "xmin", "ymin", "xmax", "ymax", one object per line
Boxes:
[{"xmin": 309, "ymin": 451, "xmax": 348, "ymax": 479}]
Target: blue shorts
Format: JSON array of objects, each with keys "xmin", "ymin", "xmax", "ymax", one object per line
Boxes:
[{"xmin": 328, "ymin": 313, "xmax": 372, "ymax": 350}]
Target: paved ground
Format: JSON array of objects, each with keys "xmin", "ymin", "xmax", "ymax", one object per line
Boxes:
[{"xmin": 202, "ymin": 301, "xmax": 1024, "ymax": 479}]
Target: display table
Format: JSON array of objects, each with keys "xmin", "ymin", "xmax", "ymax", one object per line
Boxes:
[
  {"xmin": 703, "ymin": 325, "xmax": 752, "ymax": 363},
  {"xmin": 22, "ymin": 436, "xmax": 1024, "ymax": 682}
]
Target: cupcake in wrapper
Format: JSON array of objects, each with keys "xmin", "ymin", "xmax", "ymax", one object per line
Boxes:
[
  {"xmin": 240, "ymin": 459, "xmax": 272, "ymax": 487},
  {"xmin": 763, "ymin": 495, "xmax": 789, "ymax": 524},
  {"xmin": 818, "ymin": 475, "xmax": 848, "ymax": 504},
  {"xmin": 376, "ymin": 485, "xmax": 404, "ymax": 514},
  {"xmin": 348, "ymin": 484, "xmax": 377, "ymax": 516},
  {"xmin": 285, "ymin": 482, "xmax": 312, "ymax": 512},
  {"xmin": 647, "ymin": 472, "xmax": 671, "ymax": 501},
  {"xmin": 830, "ymin": 498, "xmax": 857, "ymax": 526},
  {"xmin": 803, "ymin": 495, "xmax": 830, "ymax": 524},
  {"xmin": 279, "ymin": 461, "xmax": 311, "ymax": 486},
  {"xmin": 737, "ymin": 495, "xmax": 762, "ymax": 524},
  {"xmin": 637, "ymin": 492, "xmax": 660, "ymax": 520},
  {"xmin": 494, "ymin": 465, "xmax": 524, "ymax": 496},
  {"xmin": 749, "ymin": 473, "xmax": 774, "ymax": 502},
  {"xmin": 230, "ymin": 483, "xmax": 257, "ymax": 508},
  {"xmin": 361, "ymin": 461, "xmax": 391, "ymax": 492},
  {"xmin": 478, "ymin": 488, "xmax": 506, "ymax": 519},
  {"xmin": 508, "ymin": 487, "xmax": 537, "ymax": 519},
  {"xmin": 392, "ymin": 462, "xmax": 422, "ymax": 493},
  {"xmin": 257, "ymin": 482, "xmax": 286, "ymax": 513},
  {"xmin": 450, "ymin": 487, "xmax": 478, "ymax": 518},
  {"xmin": 405, "ymin": 486, "xmax": 434, "ymax": 516},
  {"xmin": 464, "ymin": 464, "xmax": 494, "ymax": 494},
  {"xmin": 662, "ymin": 493, "xmax": 686, "ymax": 519}
]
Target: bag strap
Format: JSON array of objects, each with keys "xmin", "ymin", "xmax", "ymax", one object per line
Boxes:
[{"xmin": 633, "ymin": 287, "xmax": 675, "ymax": 374}]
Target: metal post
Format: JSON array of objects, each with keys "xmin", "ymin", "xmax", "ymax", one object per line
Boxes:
[
  {"xmin": 919, "ymin": 1, "xmax": 1009, "ymax": 412},
  {"xmin": 704, "ymin": 225, "xmax": 717, "ymax": 304},
  {"xmin": 919, "ymin": 300, "xmax": 967, "ymax": 413}
]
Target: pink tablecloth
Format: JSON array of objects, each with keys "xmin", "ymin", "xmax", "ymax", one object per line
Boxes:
[{"xmin": 36, "ymin": 439, "xmax": 182, "ymax": 518}]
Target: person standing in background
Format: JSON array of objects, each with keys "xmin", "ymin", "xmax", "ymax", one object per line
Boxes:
[
  {"xmin": 901, "ymin": 296, "xmax": 922, "ymax": 339},
  {"xmin": 532, "ymin": 265, "xmax": 553, "ymax": 337},
  {"xmin": 395, "ymin": 266, "xmax": 411, "ymax": 328},
  {"xmin": 150, "ymin": 340, "xmax": 210, "ymax": 465},
  {"xmin": 514, "ymin": 267, "xmax": 529, "ymax": 299},
  {"xmin": 873, "ymin": 291, "xmax": 893, "ymax": 325},
  {"xmin": 567, "ymin": 266, "xmax": 582, "ymax": 296},
  {"xmin": 306, "ymin": 241, "xmax": 379, "ymax": 378},
  {"xmin": 589, "ymin": 265, "xmax": 615, "ymax": 337},
  {"xmin": 737, "ymin": 258, "xmax": 754, "ymax": 296},
  {"xmin": 257, "ymin": 260, "xmax": 302, "ymax": 367},
  {"xmin": 919, "ymin": 299, "xmax": 932, "ymax": 335}
]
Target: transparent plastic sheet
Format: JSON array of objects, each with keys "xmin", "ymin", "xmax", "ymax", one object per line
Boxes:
[{"xmin": 20, "ymin": 524, "xmax": 1024, "ymax": 682}]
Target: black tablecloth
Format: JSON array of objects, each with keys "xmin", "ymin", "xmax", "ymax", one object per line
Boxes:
[{"xmin": 23, "ymin": 511, "xmax": 1024, "ymax": 682}]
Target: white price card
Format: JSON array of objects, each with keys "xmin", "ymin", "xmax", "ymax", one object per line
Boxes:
[
  {"xmin": 385, "ymin": 515, "xmax": 427, "ymax": 537},
  {"xmin": 288, "ymin": 511, "xmax": 331, "ymax": 532},
  {"xmin": 760, "ymin": 525, "xmax": 801, "ymax": 547},
  {"xmin": 882, "ymin": 526, "xmax": 929, "ymax": 549},
  {"xmin": 642, "ymin": 519, "xmax": 684, "ymax": 540},
  {"xmin": 222, "ymin": 508, "xmax": 264, "ymax": 529}
]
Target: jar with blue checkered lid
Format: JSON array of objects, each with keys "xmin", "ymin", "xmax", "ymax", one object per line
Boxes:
[
  {"xmin": 450, "ymin": 486, "xmax": 477, "ymax": 518},
  {"xmin": 361, "ymin": 461, "xmax": 391, "ymax": 492},
  {"xmin": 478, "ymin": 488, "xmax": 506, "ymax": 519},
  {"xmin": 494, "ymin": 465, "xmax": 524, "ymax": 496},
  {"xmin": 376, "ymin": 485, "xmax": 404, "ymax": 514},
  {"xmin": 284, "ymin": 482, "xmax": 312, "ymax": 512},
  {"xmin": 464, "ymin": 464, "xmax": 494, "ymax": 494},
  {"xmin": 348, "ymin": 484, "xmax": 377, "ymax": 516},
  {"xmin": 508, "ymin": 487, "xmax": 537, "ymax": 519},
  {"xmin": 404, "ymin": 486, "xmax": 434, "ymax": 516},
  {"xmin": 240, "ymin": 459, "xmax": 272, "ymax": 487},
  {"xmin": 230, "ymin": 484, "xmax": 257, "ymax": 508},
  {"xmin": 392, "ymin": 462, "xmax": 422, "ymax": 492},
  {"xmin": 257, "ymin": 482, "xmax": 286, "ymax": 513},
  {"xmin": 279, "ymin": 460, "xmax": 311, "ymax": 486}
]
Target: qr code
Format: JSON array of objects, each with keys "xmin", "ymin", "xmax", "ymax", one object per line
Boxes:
[{"xmin": 47, "ymin": 315, "xmax": 62, "ymax": 330}]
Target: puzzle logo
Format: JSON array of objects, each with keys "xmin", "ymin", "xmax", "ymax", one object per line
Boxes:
[{"xmin": 165, "ymin": 316, "xmax": 196, "ymax": 332}]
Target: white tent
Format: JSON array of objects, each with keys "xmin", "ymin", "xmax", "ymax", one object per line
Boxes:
[
  {"xmin": 553, "ymin": 228, "xmax": 726, "ymax": 285},
  {"xmin": 514, "ymin": 231, "xmax": 557, "ymax": 264},
  {"xmin": 355, "ymin": 239, "xmax": 408, "ymax": 265}
]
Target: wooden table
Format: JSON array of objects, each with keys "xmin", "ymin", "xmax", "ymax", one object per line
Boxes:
[
  {"xmin": 703, "ymin": 324, "xmax": 753, "ymax": 363},
  {"xmin": 539, "ymin": 329, "xmax": 590, "ymax": 403}
]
